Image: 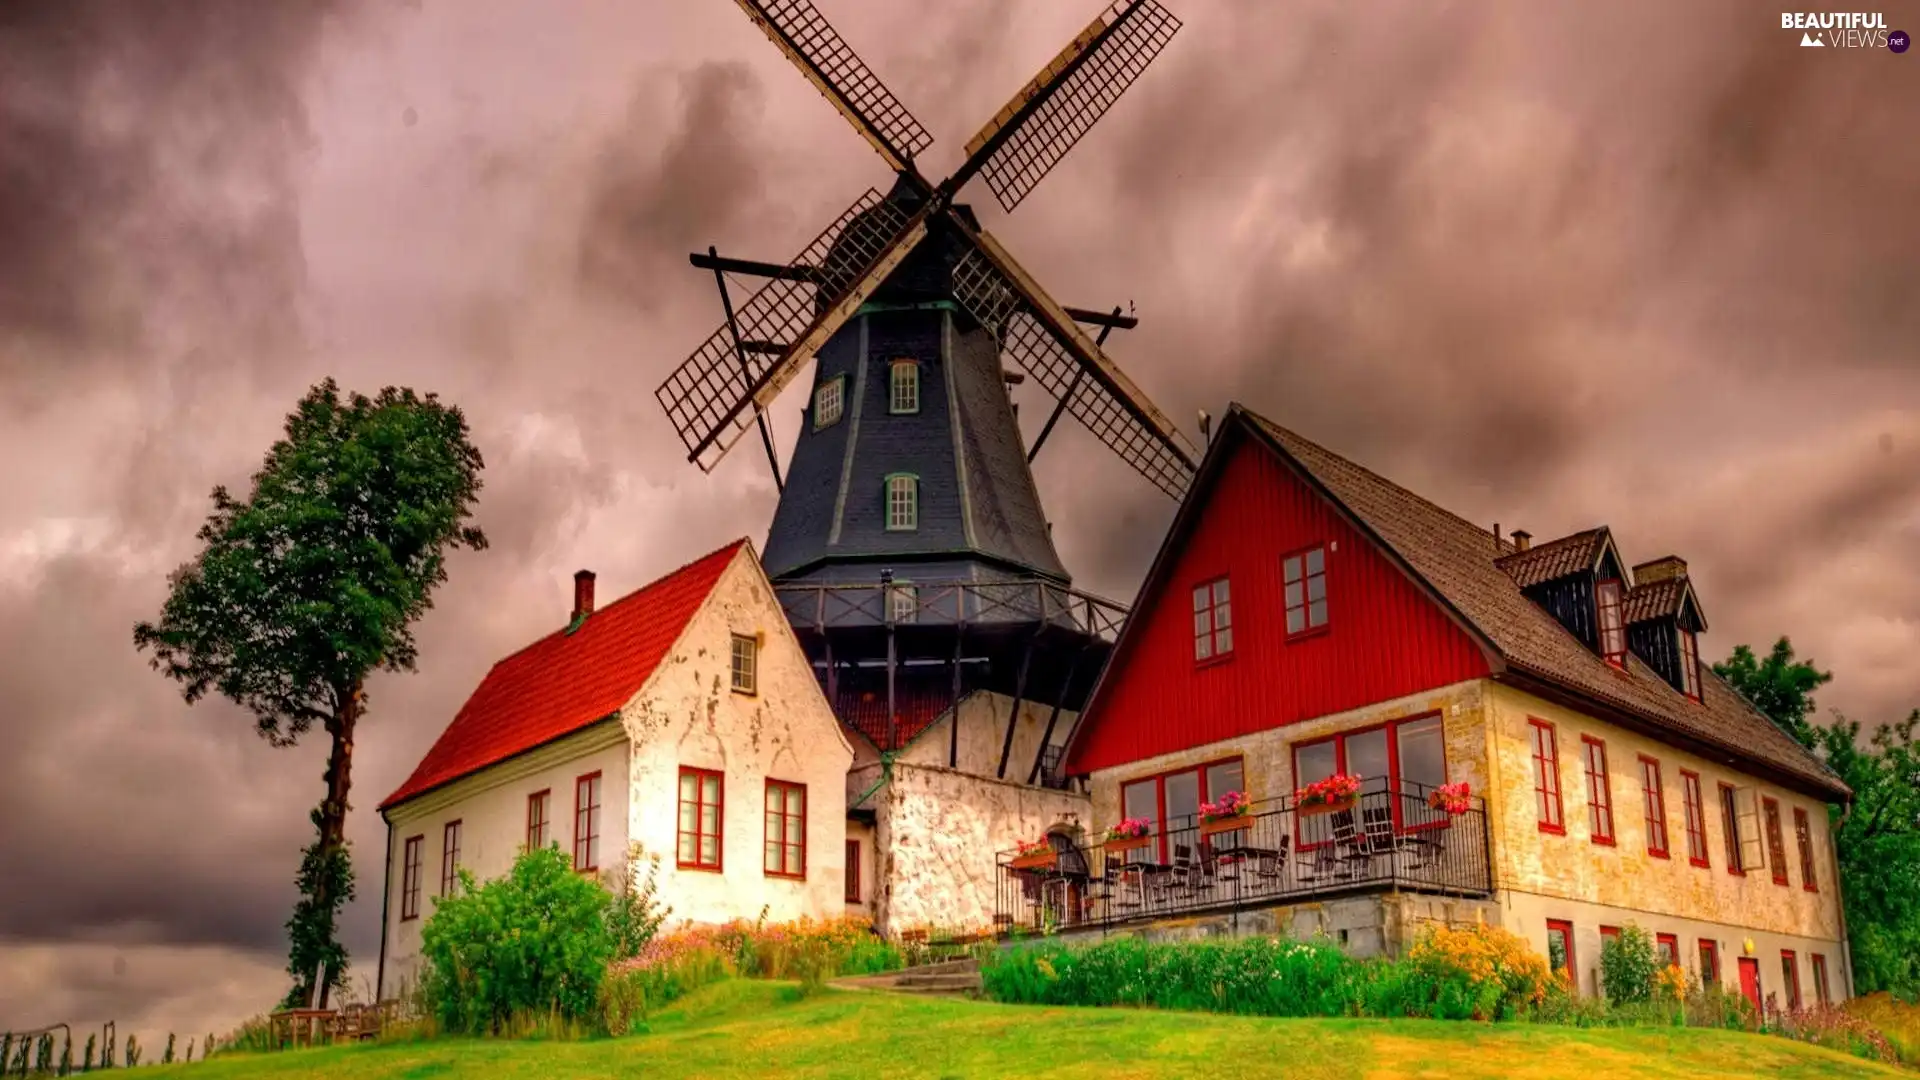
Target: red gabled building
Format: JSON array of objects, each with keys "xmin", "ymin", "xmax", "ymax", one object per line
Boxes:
[{"xmin": 1023, "ymin": 404, "xmax": 1849, "ymax": 1005}]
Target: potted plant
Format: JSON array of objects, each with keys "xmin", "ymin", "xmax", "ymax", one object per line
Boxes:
[
  {"xmin": 1294, "ymin": 773, "xmax": 1361, "ymax": 817},
  {"xmin": 1009, "ymin": 836, "xmax": 1057, "ymax": 871},
  {"xmin": 1426, "ymin": 781, "xmax": 1471, "ymax": 816},
  {"xmin": 1103, "ymin": 817, "xmax": 1152, "ymax": 854},
  {"xmin": 1198, "ymin": 790, "xmax": 1253, "ymax": 836}
]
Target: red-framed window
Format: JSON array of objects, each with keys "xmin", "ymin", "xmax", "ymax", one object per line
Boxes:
[
  {"xmin": 844, "ymin": 839, "xmax": 861, "ymax": 903},
  {"xmin": 1282, "ymin": 544, "xmax": 1329, "ymax": 637},
  {"xmin": 1781, "ymin": 950, "xmax": 1801, "ymax": 1010},
  {"xmin": 1763, "ymin": 797, "xmax": 1789, "ymax": 886},
  {"xmin": 440, "ymin": 819, "xmax": 463, "ymax": 896},
  {"xmin": 1596, "ymin": 579, "xmax": 1627, "ymax": 667},
  {"xmin": 1811, "ymin": 954, "xmax": 1830, "ymax": 1006},
  {"xmin": 1678, "ymin": 628, "xmax": 1702, "ymax": 701},
  {"xmin": 1699, "ymin": 939, "xmax": 1720, "ymax": 986},
  {"xmin": 1640, "ymin": 756, "xmax": 1670, "ymax": 858},
  {"xmin": 1546, "ymin": 919, "xmax": 1577, "ymax": 984},
  {"xmin": 1719, "ymin": 782, "xmax": 1746, "ymax": 876},
  {"xmin": 1191, "ymin": 577, "xmax": 1233, "ymax": 662},
  {"xmin": 677, "ymin": 766, "xmax": 724, "ymax": 871},
  {"xmin": 1122, "ymin": 756, "xmax": 1245, "ymax": 863},
  {"xmin": 527, "ymin": 789, "xmax": 551, "ymax": 852},
  {"xmin": 1293, "ymin": 713, "xmax": 1449, "ymax": 839},
  {"xmin": 764, "ymin": 779, "xmax": 806, "ymax": 878},
  {"xmin": 1657, "ymin": 933, "xmax": 1680, "ymax": 968},
  {"xmin": 1794, "ymin": 807, "xmax": 1817, "ymax": 892},
  {"xmin": 1581, "ymin": 736, "xmax": 1614, "ymax": 844},
  {"xmin": 1529, "ymin": 719, "xmax": 1565, "ymax": 834},
  {"xmin": 1680, "ymin": 770, "xmax": 1709, "ymax": 868},
  {"xmin": 574, "ymin": 772, "xmax": 603, "ymax": 871},
  {"xmin": 400, "ymin": 835, "xmax": 423, "ymax": 921}
]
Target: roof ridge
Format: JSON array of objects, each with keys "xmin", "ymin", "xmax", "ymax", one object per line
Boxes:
[
  {"xmin": 1494, "ymin": 526, "xmax": 1605, "ymax": 565},
  {"xmin": 1235, "ymin": 405, "xmax": 1515, "ymax": 553},
  {"xmin": 482, "ymin": 538, "xmax": 748, "ymax": 670}
]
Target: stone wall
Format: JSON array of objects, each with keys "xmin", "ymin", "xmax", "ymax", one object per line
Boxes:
[
  {"xmin": 1053, "ymin": 893, "xmax": 1502, "ymax": 959},
  {"xmin": 873, "ymin": 760, "xmax": 1090, "ymax": 935}
]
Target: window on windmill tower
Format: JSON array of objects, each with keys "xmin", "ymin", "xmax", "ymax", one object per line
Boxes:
[
  {"xmin": 1283, "ymin": 545, "xmax": 1328, "ymax": 636},
  {"xmin": 888, "ymin": 581, "xmax": 917, "ymax": 623},
  {"xmin": 813, "ymin": 375, "xmax": 845, "ymax": 429},
  {"xmin": 889, "ymin": 359, "xmax": 920, "ymax": 414},
  {"xmin": 885, "ymin": 474, "xmax": 919, "ymax": 531},
  {"xmin": 730, "ymin": 633, "xmax": 758, "ymax": 694}
]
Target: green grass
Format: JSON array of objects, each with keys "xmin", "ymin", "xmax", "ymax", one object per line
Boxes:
[{"xmin": 163, "ymin": 981, "xmax": 1903, "ymax": 1079}]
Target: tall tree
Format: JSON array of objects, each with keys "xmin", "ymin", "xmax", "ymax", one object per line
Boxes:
[
  {"xmin": 1713, "ymin": 637, "xmax": 1833, "ymax": 748},
  {"xmin": 135, "ymin": 379, "xmax": 487, "ymax": 1007}
]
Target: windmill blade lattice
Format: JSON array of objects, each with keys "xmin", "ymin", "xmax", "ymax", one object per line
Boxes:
[
  {"xmin": 655, "ymin": 188, "xmax": 913, "ymax": 469},
  {"xmin": 733, "ymin": 0, "xmax": 934, "ymax": 172},
  {"xmin": 961, "ymin": 0, "xmax": 1180, "ymax": 213},
  {"xmin": 951, "ymin": 234, "xmax": 1197, "ymax": 499}
]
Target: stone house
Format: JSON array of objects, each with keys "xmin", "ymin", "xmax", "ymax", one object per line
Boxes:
[
  {"xmin": 1035, "ymin": 403, "xmax": 1852, "ymax": 1011},
  {"xmin": 374, "ymin": 539, "xmax": 855, "ymax": 998}
]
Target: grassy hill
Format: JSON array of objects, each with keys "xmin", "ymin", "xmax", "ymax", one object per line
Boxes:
[{"xmin": 170, "ymin": 981, "xmax": 1901, "ymax": 1079}]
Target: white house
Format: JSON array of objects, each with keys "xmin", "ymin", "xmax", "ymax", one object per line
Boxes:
[{"xmin": 375, "ymin": 539, "xmax": 854, "ymax": 998}]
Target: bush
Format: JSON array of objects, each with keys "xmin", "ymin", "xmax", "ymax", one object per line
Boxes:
[
  {"xmin": 419, "ymin": 845, "xmax": 614, "ymax": 1035},
  {"xmin": 981, "ymin": 935, "xmax": 1365, "ymax": 1016},
  {"xmin": 1845, "ymin": 992, "xmax": 1920, "ymax": 1062},
  {"xmin": 1769, "ymin": 1003, "xmax": 1901, "ymax": 1065},
  {"xmin": 1402, "ymin": 924, "xmax": 1556, "ymax": 1021},
  {"xmin": 604, "ymin": 844, "xmax": 671, "ymax": 961},
  {"xmin": 1600, "ymin": 925, "xmax": 1661, "ymax": 1005}
]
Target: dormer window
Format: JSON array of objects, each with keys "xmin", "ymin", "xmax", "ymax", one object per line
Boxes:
[
  {"xmin": 889, "ymin": 359, "xmax": 920, "ymax": 414},
  {"xmin": 1596, "ymin": 578, "xmax": 1626, "ymax": 667},
  {"xmin": 1677, "ymin": 627, "xmax": 1702, "ymax": 701}
]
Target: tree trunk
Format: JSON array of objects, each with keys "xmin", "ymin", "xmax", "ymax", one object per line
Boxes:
[{"xmin": 310, "ymin": 679, "xmax": 362, "ymax": 1009}]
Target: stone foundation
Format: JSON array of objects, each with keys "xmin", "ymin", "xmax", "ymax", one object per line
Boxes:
[{"xmin": 1052, "ymin": 891, "xmax": 1504, "ymax": 959}]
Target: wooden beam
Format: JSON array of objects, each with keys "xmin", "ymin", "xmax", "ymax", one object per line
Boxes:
[{"xmin": 995, "ymin": 639, "xmax": 1035, "ymax": 780}]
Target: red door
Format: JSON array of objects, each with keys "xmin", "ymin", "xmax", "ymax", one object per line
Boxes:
[{"xmin": 1738, "ymin": 957, "xmax": 1762, "ymax": 1011}]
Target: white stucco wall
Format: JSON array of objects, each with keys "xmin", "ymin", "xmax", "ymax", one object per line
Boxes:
[
  {"xmin": 620, "ymin": 547, "xmax": 855, "ymax": 924},
  {"xmin": 844, "ymin": 817, "xmax": 877, "ymax": 919},
  {"xmin": 379, "ymin": 720, "xmax": 630, "ymax": 997},
  {"xmin": 893, "ymin": 689, "xmax": 1077, "ymax": 783}
]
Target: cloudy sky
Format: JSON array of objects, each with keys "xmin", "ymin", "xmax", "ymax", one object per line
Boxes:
[{"xmin": 2, "ymin": 0, "xmax": 1915, "ymax": 1046}]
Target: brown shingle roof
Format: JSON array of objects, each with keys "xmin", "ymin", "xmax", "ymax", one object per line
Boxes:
[
  {"xmin": 1238, "ymin": 406, "xmax": 1846, "ymax": 800},
  {"xmin": 1496, "ymin": 528, "xmax": 1607, "ymax": 587},
  {"xmin": 1624, "ymin": 578, "xmax": 1688, "ymax": 624}
]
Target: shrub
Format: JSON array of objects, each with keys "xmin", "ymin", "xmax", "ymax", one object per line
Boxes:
[
  {"xmin": 419, "ymin": 844, "xmax": 614, "ymax": 1035},
  {"xmin": 603, "ymin": 844, "xmax": 671, "ymax": 961},
  {"xmin": 1770, "ymin": 1003, "xmax": 1901, "ymax": 1064},
  {"xmin": 1402, "ymin": 923, "xmax": 1555, "ymax": 1021},
  {"xmin": 1600, "ymin": 925, "xmax": 1660, "ymax": 1005},
  {"xmin": 980, "ymin": 935, "xmax": 1364, "ymax": 1016},
  {"xmin": 1683, "ymin": 981, "xmax": 1757, "ymax": 1031},
  {"xmin": 1845, "ymin": 992, "xmax": 1920, "ymax": 1062}
]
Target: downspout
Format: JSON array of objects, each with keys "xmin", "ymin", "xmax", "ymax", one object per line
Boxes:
[
  {"xmin": 852, "ymin": 750, "xmax": 897, "ymax": 810},
  {"xmin": 1830, "ymin": 795, "xmax": 1855, "ymax": 1000},
  {"xmin": 374, "ymin": 816, "xmax": 394, "ymax": 1003}
]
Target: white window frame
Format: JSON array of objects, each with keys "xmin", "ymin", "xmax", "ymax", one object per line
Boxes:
[
  {"xmin": 813, "ymin": 375, "xmax": 845, "ymax": 429},
  {"xmin": 884, "ymin": 474, "xmax": 919, "ymax": 531},
  {"xmin": 730, "ymin": 633, "xmax": 758, "ymax": 695},
  {"xmin": 888, "ymin": 581, "xmax": 917, "ymax": 624},
  {"xmin": 889, "ymin": 360, "xmax": 920, "ymax": 414}
]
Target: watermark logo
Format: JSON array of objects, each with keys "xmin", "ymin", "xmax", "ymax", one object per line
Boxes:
[{"xmin": 1781, "ymin": 11, "xmax": 1907, "ymax": 49}]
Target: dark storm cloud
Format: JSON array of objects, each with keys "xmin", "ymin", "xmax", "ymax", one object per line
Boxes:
[{"xmin": 577, "ymin": 61, "xmax": 770, "ymax": 310}]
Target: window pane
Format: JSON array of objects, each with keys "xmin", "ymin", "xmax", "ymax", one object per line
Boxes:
[
  {"xmin": 702, "ymin": 801, "xmax": 719, "ymax": 835},
  {"xmin": 586, "ymin": 835, "xmax": 599, "ymax": 869},
  {"xmin": 1285, "ymin": 580, "xmax": 1302, "ymax": 609},
  {"xmin": 1306, "ymin": 547, "xmax": 1324, "ymax": 574},
  {"xmin": 1287, "ymin": 606, "xmax": 1304, "ymax": 634},
  {"xmin": 1213, "ymin": 579, "xmax": 1231, "ymax": 605},
  {"xmin": 704, "ymin": 775, "xmax": 720, "ymax": 803},
  {"xmin": 1193, "ymin": 610, "xmax": 1210, "ymax": 637},
  {"xmin": 1214, "ymin": 626, "xmax": 1233, "ymax": 653},
  {"xmin": 701, "ymin": 835, "xmax": 717, "ymax": 863},
  {"xmin": 1194, "ymin": 632, "xmax": 1212, "ymax": 660},
  {"xmin": 787, "ymin": 815, "xmax": 803, "ymax": 846},
  {"xmin": 1192, "ymin": 586, "xmax": 1208, "ymax": 612},
  {"xmin": 765, "ymin": 841, "xmax": 780, "ymax": 871},
  {"xmin": 679, "ymin": 798, "xmax": 696, "ymax": 833},
  {"xmin": 1283, "ymin": 556, "xmax": 1301, "ymax": 582},
  {"xmin": 1306, "ymin": 573, "xmax": 1326, "ymax": 602},
  {"xmin": 679, "ymin": 833, "xmax": 695, "ymax": 863},
  {"xmin": 1206, "ymin": 760, "xmax": 1244, "ymax": 800},
  {"xmin": 1164, "ymin": 771, "xmax": 1200, "ymax": 831},
  {"xmin": 1397, "ymin": 717, "xmax": 1446, "ymax": 789},
  {"xmin": 1214, "ymin": 598, "xmax": 1231, "ymax": 631},
  {"xmin": 1295, "ymin": 740, "xmax": 1337, "ymax": 786},
  {"xmin": 1308, "ymin": 598, "xmax": 1327, "ymax": 626},
  {"xmin": 1123, "ymin": 780, "xmax": 1158, "ymax": 827},
  {"xmin": 1347, "ymin": 729, "xmax": 1389, "ymax": 789}
]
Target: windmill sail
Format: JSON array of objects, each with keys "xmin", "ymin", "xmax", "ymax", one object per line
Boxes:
[
  {"xmin": 950, "ymin": 229, "xmax": 1197, "ymax": 499},
  {"xmin": 655, "ymin": 189, "xmax": 917, "ymax": 469},
  {"xmin": 731, "ymin": 0, "xmax": 934, "ymax": 172},
  {"xmin": 959, "ymin": 0, "xmax": 1180, "ymax": 213}
]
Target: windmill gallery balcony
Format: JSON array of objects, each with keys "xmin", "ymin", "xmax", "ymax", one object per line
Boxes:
[{"xmin": 994, "ymin": 781, "xmax": 1493, "ymax": 935}]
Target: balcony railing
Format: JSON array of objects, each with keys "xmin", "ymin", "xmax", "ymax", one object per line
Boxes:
[
  {"xmin": 994, "ymin": 781, "xmax": 1493, "ymax": 935},
  {"xmin": 776, "ymin": 577, "xmax": 1130, "ymax": 638}
]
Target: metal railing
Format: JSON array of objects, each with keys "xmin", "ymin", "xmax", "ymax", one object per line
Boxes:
[
  {"xmin": 776, "ymin": 577, "xmax": 1130, "ymax": 638},
  {"xmin": 994, "ymin": 781, "xmax": 1493, "ymax": 934}
]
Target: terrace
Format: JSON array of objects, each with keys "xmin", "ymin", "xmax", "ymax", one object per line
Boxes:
[{"xmin": 994, "ymin": 780, "xmax": 1493, "ymax": 934}]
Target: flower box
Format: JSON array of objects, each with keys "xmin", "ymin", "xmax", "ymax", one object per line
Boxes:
[
  {"xmin": 1199, "ymin": 813, "xmax": 1253, "ymax": 837},
  {"xmin": 1298, "ymin": 796, "xmax": 1357, "ymax": 819},
  {"xmin": 1009, "ymin": 850, "xmax": 1058, "ymax": 871},
  {"xmin": 1426, "ymin": 782, "xmax": 1472, "ymax": 816},
  {"xmin": 1103, "ymin": 835, "xmax": 1151, "ymax": 855}
]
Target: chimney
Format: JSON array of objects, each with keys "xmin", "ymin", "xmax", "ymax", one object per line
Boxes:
[
  {"xmin": 1492, "ymin": 522, "xmax": 1502, "ymax": 549},
  {"xmin": 1198, "ymin": 409, "xmax": 1212, "ymax": 446},
  {"xmin": 1634, "ymin": 556, "xmax": 1688, "ymax": 584},
  {"xmin": 572, "ymin": 569, "xmax": 596, "ymax": 622},
  {"xmin": 1511, "ymin": 529, "xmax": 1533, "ymax": 552}
]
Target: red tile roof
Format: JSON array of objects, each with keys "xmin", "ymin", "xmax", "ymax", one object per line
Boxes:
[
  {"xmin": 1495, "ymin": 528, "xmax": 1609, "ymax": 587},
  {"xmin": 379, "ymin": 540, "xmax": 748, "ymax": 810},
  {"xmin": 833, "ymin": 669, "xmax": 956, "ymax": 751}
]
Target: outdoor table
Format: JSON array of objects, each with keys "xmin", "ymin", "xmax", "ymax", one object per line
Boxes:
[{"xmin": 269, "ymin": 1009, "xmax": 337, "ymax": 1050}]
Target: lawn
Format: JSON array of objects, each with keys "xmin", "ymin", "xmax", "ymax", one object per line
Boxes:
[{"xmin": 166, "ymin": 981, "xmax": 1902, "ymax": 1079}]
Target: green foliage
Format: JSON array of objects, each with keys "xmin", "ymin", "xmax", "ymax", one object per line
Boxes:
[
  {"xmin": 80, "ymin": 1035, "xmax": 93, "ymax": 1072},
  {"xmin": 34, "ymin": 1034, "xmax": 52, "ymax": 1075},
  {"xmin": 13, "ymin": 1036, "xmax": 31, "ymax": 1075},
  {"xmin": 603, "ymin": 845, "xmax": 671, "ymax": 962},
  {"xmin": 121, "ymin": 1035, "xmax": 138, "ymax": 1069},
  {"xmin": 161, "ymin": 1034, "xmax": 174, "ymax": 1065},
  {"xmin": 1818, "ymin": 710, "xmax": 1920, "ymax": 999},
  {"xmin": 135, "ymin": 379, "xmax": 489, "ymax": 1006},
  {"xmin": 58, "ymin": 1032, "xmax": 71, "ymax": 1076},
  {"xmin": 981, "ymin": 935, "xmax": 1366, "ymax": 1016},
  {"xmin": 1714, "ymin": 638, "xmax": 1833, "ymax": 748},
  {"xmin": 1600, "ymin": 925, "xmax": 1661, "ymax": 1005},
  {"xmin": 420, "ymin": 845, "xmax": 614, "ymax": 1035}
]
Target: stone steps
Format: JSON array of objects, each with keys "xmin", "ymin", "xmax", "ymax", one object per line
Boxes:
[{"xmin": 833, "ymin": 957, "xmax": 983, "ymax": 996}]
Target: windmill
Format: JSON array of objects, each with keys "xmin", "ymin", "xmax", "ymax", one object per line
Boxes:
[{"xmin": 653, "ymin": 0, "xmax": 1195, "ymax": 779}]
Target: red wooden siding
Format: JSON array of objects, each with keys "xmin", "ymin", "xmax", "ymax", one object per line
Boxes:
[{"xmin": 1070, "ymin": 439, "xmax": 1490, "ymax": 774}]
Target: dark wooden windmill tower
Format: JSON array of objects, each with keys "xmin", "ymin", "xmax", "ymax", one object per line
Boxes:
[{"xmin": 654, "ymin": 0, "xmax": 1198, "ymax": 782}]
